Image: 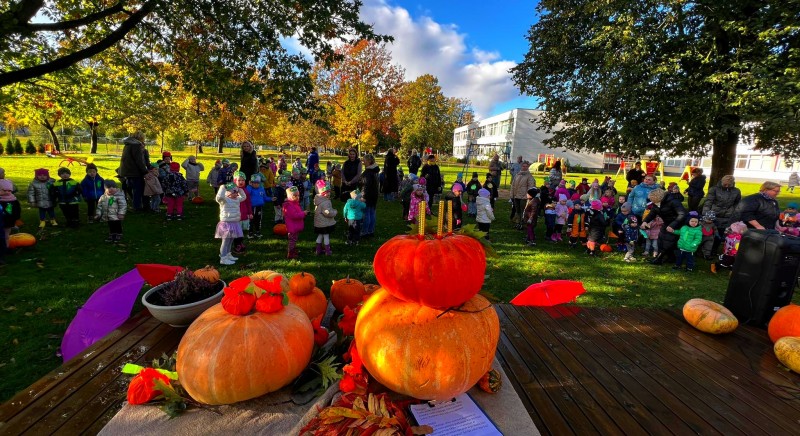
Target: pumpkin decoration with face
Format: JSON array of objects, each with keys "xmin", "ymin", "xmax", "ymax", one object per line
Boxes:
[
  {"xmin": 768, "ymin": 304, "xmax": 800, "ymax": 343},
  {"xmin": 176, "ymin": 276, "xmax": 313, "ymax": 405},
  {"xmin": 330, "ymin": 277, "xmax": 365, "ymax": 312},
  {"xmin": 683, "ymin": 298, "xmax": 738, "ymax": 334},
  {"xmin": 355, "ymin": 288, "xmax": 499, "ymax": 400}
]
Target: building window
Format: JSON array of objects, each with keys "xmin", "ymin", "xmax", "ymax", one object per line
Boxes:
[{"xmin": 735, "ymin": 154, "xmax": 749, "ymax": 169}]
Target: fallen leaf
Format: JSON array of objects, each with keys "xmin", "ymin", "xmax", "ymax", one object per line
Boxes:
[
  {"xmin": 3, "ymin": 306, "xmax": 16, "ymax": 312},
  {"xmin": 24, "ymin": 312, "xmax": 33, "ymax": 317},
  {"xmin": 12, "ymin": 339, "xmax": 18, "ymax": 345},
  {"xmin": 9, "ymin": 326, "xmax": 21, "ymax": 330},
  {"xmin": 35, "ymin": 307, "xmax": 43, "ymax": 314}
]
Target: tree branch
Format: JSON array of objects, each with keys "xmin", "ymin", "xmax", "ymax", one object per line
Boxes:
[
  {"xmin": 0, "ymin": 0, "xmax": 44, "ymax": 28},
  {"xmin": 0, "ymin": 1, "xmax": 157, "ymax": 88},
  {"xmin": 26, "ymin": 2, "xmax": 127, "ymax": 32}
]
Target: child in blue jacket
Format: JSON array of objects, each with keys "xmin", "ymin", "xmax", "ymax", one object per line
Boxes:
[
  {"xmin": 343, "ymin": 190, "xmax": 366, "ymax": 245},
  {"xmin": 245, "ymin": 174, "xmax": 272, "ymax": 238},
  {"xmin": 80, "ymin": 163, "xmax": 105, "ymax": 223}
]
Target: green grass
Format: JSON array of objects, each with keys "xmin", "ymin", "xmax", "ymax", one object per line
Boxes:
[{"xmin": 1, "ymin": 152, "xmax": 798, "ymax": 402}]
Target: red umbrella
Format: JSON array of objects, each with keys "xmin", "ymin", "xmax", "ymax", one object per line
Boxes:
[{"xmin": 510, "ymin": 280, "xmax": 586, "ymax": 307}]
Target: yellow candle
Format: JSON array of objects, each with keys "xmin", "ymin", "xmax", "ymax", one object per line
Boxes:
[
  {"xmin": 418, "ymin": 201, "xmax": 426, "ymax": 238},
  {"xmin": 437, "ymin": 200, "xmax": 445, "ymax": 238},
  {"xmin": 447, "ymin": 200, "xmax": 453, "ymax": 235}
]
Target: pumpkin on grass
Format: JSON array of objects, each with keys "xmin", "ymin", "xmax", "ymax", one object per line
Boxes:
[
  {"xmin": 774, "ymin": 336, "xmax": 800, "ymax": 374},
  {"xmin": 599, "ymin": 244, "xmax": 613, "ymax": 253},
  {"xmin": 289, "ymin": 272, "xmax": 316, "ymax": 296},
  {"xmin": 372, "ymin": 234, "xmax": 486, "ymax": 309},
  {"xmin": 768, "ymin": 304, "xmax": 800, "ymax": 343},
  {"xmin": 191, "ymin": 196, "xmax": 204, "ymax": 204},
  {"xmin": 288, "ymin": 286, "xmax": 328, "ymax": 321},
  {"xmin": 273, "ymin": 223, "xmax": 288, "ymax": 237},
  {"xmin": 330, "ymin": 277, "xmax": 365, "ymax": 312},
  {"xmin": 194, "ymin": 266, "xmax": 220, "ymax": 284},
  {"xmin": 683, "ymin": 298, "xmax": 738, "ymax": 334},
  {"xmin": 8, "ymin": 233, "xmax": 36, "ymax": 249},
  {"xmin": 355, "ymin": 288, "xmax": 499, "ymax": 400}
]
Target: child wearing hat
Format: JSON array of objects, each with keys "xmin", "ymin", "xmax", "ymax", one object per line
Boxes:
[
  {"xmin": 585, "ymin": 199, "xmax": 607, "ymax": 256},
  {"xmin": 617, "ymin": 202, "xmax": 639, "ymax": 262},
  {"xmin": 398, "ymin": 173, "xmax": 417, "ymax": 221},
  {"xmin": 1, "ymin": 179, "xmax": 22, "ymax": 243},
  {"xmin": 444, "ymin": 183, "xmax": 465, "ymax": 231},
  {"xmin": 553, "ymin": 194, "xmax": 569, "ymax": 242},
  {"xmin": 216, "ymin": 159, "xmax": 233, "ymax": 186},
  {"xmin": 144, "ymin": 164, "xmax": 164, "ymax": 212},
  {"xmin": 246, "ymin": 174, "xmax": 270, "ymax": 238},
  {"xmin": 259, "ymin": 160, "xmax": 276, "ymax": 196},
  {"xmin": 699, "ymin": 211, "xmax": 718, "ymax": 259},
  {"xmin": 51, "ymin": 167, "xmax": 82, "ymax": 227},
  {"xmin": 207, "ymin": 160, "xmax": 222, "ymax": 192},
  {"xmin": 407, "ymin": 181, "xmax": 430, "ymax": 224},
  {"xmin": 215, "ymin": 182, "xmax": 245, "ymax": 265},
  {"xmin": 80, "ymin": 163, "xmax": 105, "ymax": 223},
  {"xmin": 524, "ymin": 187, "xmax": 541, "ymax": 246},
  {"xmin": 483, "ymin": 173, "xmax": 497, "ymax": 208},
  {"xmin": 232, "ymin": 171, "xmax": 252, "ymax": 254},
  {"xmin": 27, "ymin": 168, "xmax": 57, "ymax": 228},
  {"xmin": 343, "ymin": 190, "xmax": 366, "ymax": 245},
  {"xmin": 777, "ymin": 202, "xmax": 799, "ymax": 237},
  {"xmin": 475, "ymin": 188, "xmax": 495, "ymax": 236},
  {"xmin": 181, "ymin": 156, "xmax": 205, "ymax": 200},
  {"xmin": 567, "ymin": 200, "xmax": 587, "ymax": 248},
  {"xmin": 711, "ymin": 221, "xmax": 747, "ymax": 273},
  {"xmin": 95, "ymin": 180, "xmax": 127, "ymax": 243},
  {"xmin": 283, "ymin": 185, "xmax": 307, "ymax": 259},
  {"xmin": 273, "ymin": 174, "xmax": 289, "ymax": 224},
  {"xmin": 313, "ymin": 180, "xmax": 337, "ymax": 255},
  {"xmin": 673, "ymin": 211, "xmax": 702, "ymax": 272},
  {"xmin": 465, "ymin": 172, "xmax": 482, "ymax": 217},
  {"xmin": 163, "ymin": 162, "xmax": 188, "ymax": 220}
]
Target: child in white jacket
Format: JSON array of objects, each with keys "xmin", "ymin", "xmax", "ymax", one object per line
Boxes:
[
  {"xmin": 215, "ymin": 183, "xmax": 246, "ymax": 265},
  {"xmin": 476, "ymin": 188, "xmax": 495, "ymax": 236}
]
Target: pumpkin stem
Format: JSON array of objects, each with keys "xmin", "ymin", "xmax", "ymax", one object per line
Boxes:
[{"xmin": 436, "ymin": 303, "xmax": 494, "ymax": 318}]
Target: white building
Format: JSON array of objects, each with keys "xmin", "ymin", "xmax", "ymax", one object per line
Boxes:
[{"xmin": 452, "ymin": 108, "xmax": 605, "ymax": 170}]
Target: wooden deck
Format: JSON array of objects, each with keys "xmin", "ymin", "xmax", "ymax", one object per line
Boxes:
[{"xmin": 1, "ymin": 305, "xmax": 799, "ymax": 435}]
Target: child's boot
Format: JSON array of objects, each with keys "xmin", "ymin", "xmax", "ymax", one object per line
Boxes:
[
  {"xmin": 557, "ymin": 233, "xmax": 563, "ymax": 242},
  {"xmin": 39, "ymin": 220, "xmax": 46, "ymax": 229},
  {"xmin": 550, "ymin": 234, "xmax": 558, "ymax": 243},
  {"xmin": 315, "ymin": 243, "xmax": 323, "ymax": 255},
  {"xmin": 50, "ymin": 219, "xmax": 58, "ymax": 226},
  {"xmin": 710, "ymin": 263, "xmax": 717, "ymax": 274},
  {"xmin": 325, "ymin": 245, "xmax": 332, "ymax": 256}
]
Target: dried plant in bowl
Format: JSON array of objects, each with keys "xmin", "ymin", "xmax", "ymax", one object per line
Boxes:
[{"xmin": 146, "ymin": 270, "xmax": 223, "ymax": 307}]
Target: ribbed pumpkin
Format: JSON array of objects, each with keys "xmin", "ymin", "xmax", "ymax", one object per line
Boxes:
[
  {"xmin": 330, "ymin": 277, "xmax": 365, "ymax": 312},
  {"xmin": 288, "ymin": 286, "xmax": 327, "ymax": 321},
  {"xmin": 774, "ymin": 336, "xmax": 800, "ymax": 374},
  {"xmin": 273, "ymin": 223, "xmax": 288, "ymax": 237},
  {"xmin": 8, "ymin": 233, "xmax": 36, "ymax": 249},
  {"xmin": 250, "ymin": 270, "xmax": 290, "ymax": 292},
  {"xmin": 194, "ymin": 266, "xmax": 220, "ymax": 284},
  {"xmin": 355, "ymin": 289, "xmax": 499, "ymax": 400},
  {"xmin": 478, "ymin": 368, "xmax": 502, "ymax": 394},
  {"xmin": 768, "ymin": 304, "xmax": 800, "ymax": 343},
  {"xmin": 683, "ymin": 298, "xmax": 738, "ymax": 334},
  {"xmin": 176, "ymin": 304, "xmax": 313, "ymax": 405},
  {"xmin": 289, "ymin": 272, "xmax": 316, "ymax": 296},
  {"xmin": 599, "ymin": 244, "xmax": 613, "ymax": 252},
  {"xmin": 372, "ymin": 234, "xmax": 486, "ymax": 309}
]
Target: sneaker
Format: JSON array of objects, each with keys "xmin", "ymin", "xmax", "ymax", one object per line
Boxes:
[
  {"xmin": 225, "ymin": 253, "xmax": 239, "ymax": 261},
  {"xmin": 166, "ymin": 215, "xmax": 173, "ymax": 221},
  {"xmin": 176, "ymin": 215, "xmax": 183, "ymax": 221},
  {"xmin": 39, "ymin": 221, "xmax": 46, "ymax": 229},
  {"xmin": 104, "ymin": 235, "xmax": 115, "ymax": 243},
  {"xmin": 527, "ymin": 241, "xmax": 537, "ymax": 246},
  {"xmin": 50, "ymin": 220, "xmax": 58, "ymax": 226},
  {"xmin": 686, "ymin": 268, "xmax": 694, "ymax": 272},
  {"xmin": 220, "ymin": 258, "xmax": 235, "ymax": 265}
]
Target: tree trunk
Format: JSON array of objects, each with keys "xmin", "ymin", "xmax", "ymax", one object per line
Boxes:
[
  {"xmin": 216, "ymin": 135, "xmax": 224, "ymax": 153},
  {"xmin": 87, "ymin": 120, "xmax": 99, "ymax": 154},
  {"xmin": 43, "ymin": 119, "xmax": 60, "ymax": 151},
  {"xmin": 709, "ymin": 126, "xmax": 739, "ymax": 188}
]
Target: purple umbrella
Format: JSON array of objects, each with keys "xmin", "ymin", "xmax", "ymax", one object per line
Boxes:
[{"xmin": 61, "ymin": 269, "xmax": 145, "ymax": 362}]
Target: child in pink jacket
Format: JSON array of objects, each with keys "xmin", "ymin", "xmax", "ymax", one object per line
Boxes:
[{"xmin": 282, "ymin": 185, "xmax": 307, "ymax": 259}]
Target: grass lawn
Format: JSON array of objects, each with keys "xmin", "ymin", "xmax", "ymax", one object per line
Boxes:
[{"xmin": 1, "ymin": 152, "xmax": 798, "ymax": 402}]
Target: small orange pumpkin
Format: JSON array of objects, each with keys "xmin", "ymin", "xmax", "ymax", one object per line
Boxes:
[
  {"xmin": 191, "ymin": 196, "xmax": 204, "ymax": 204},
  {"xmin": 599, "ymin": 244, "xmax": 613, "ymax": 252},
  {"xmin": 289, "ymin": 272, "xmax": 316, "ymax": 296},
  {"xmin": 194, "ymin": 266, "xmax": 220, "ymax": 284},
  {"xmin": 330, "ymin": 276, "xmax": 365, "ymax": 312},
  {"xmin": 176, "ymin": 304, "xmax": 313, "ymax": 405},
  {"xmin": 768, "ymin": 304, "xmax": 800, "ymax": 343},
  {"xmin": 683, "ymin": 298, "xmax": 738, "ymax": 334},
  {"xmin": 8, "ymin": 233, "xmax": 36, "ymax": 249},
  {"xmin": 273, "ymin": 223, "xmax": 288, "ymax": 237},
  {"xmin": 478, "ymin": 368, "xmax": 502, "ymax": 394},
  {"xmin": 288, "ymin": 286, "xmax": 328, "ymax": 321},
  {"xmin": 355, "ymin": 289, "xmax": 499, "ymax": 400},
  {"xmin": 363, "ymin": 284, "xmax": 380, "ymax": 295}
]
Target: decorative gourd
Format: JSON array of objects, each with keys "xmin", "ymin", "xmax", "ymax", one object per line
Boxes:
[
  {"xmin": 8, "ymin": 233, "xmax": 36, "ymax": 249},
  {"xmin": 273, "ymin": 223, "xmax": 288, "ymax": 237},
  {"xmin": 191, "ymin": 196, "xmax": 204, "ymax": 204},
  {"xmin": 682, "ymin": 298, "xmax": 738, "ymax": 334},
  {"xmin": 774, "ymin": 336, "xmax": 800, "ymax": 374},
  {"xmin": 768, "ymin": 304, "xmax": 800, "ymax": 343},
  {"xmin": 599, "ymin": 244, "xmax": 612, "ymax": 252},
  {"xmin": 176, "ymin": 304, "xmax": 314, "ymax": 405},
  {"xmin": 194, "ymin": 266, "xmax": 220, "ymax": 284},
  {"xmin": 250, "ymin": 270, "xmax": 290, "ymax": 292},
  {"xmin": 289, "ymin": 272, "xmax": 316, "ymax": 296},
  {"xmin": 330, "ymin": 277, "xmax": 365, "ymax": 312},
  {"xmin": 288, "ymin": 286, "xmax": 328, "ymax": 321},
  {"xmin": 478, "ymin": 368, "xmax": 502, "ymax": 394},
  {"xmin": 355, "ymin": 289, "xmax": 499, "ymax": 400},
  {"xmin": 363, "ymin": 284, "xmax": 380, "ymax": 295},
  {"xmin": 372, "ymin": 234, "xmax": 486, "ymax": 309}
]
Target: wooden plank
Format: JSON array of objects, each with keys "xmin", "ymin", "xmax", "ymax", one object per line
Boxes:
[
  {"xmin": 50, "ymin": 324, "xmax": 186, "ymax": 435},
  {"xmin": 524, "ymin": 305, "xmax": 701, "ymax": 435},
  {"xmin": 502, "ymin": 305, "xmax": 628, "ymax": 435},
  {"xmin": 605, "ymin": 308, "xmax": 799, "ymax": 434},
  {"xmin": 495, "ymin": 305, "xmax": 570, "ymax": 436},
  {"xmin": 0, "ymin": 311, "xmax": 151, "ymax": 423},
  {"xmin": 2, "ymin": 316, "xmax": 164, "ymax": 434},
  {"xmin": 574, "ymin": 307, "xmax": 752, "ymax": 435}
]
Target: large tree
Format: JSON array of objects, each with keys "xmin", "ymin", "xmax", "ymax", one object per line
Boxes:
[
  {"xmin": 512, "ymin": 0, "xmax": 800, "ymax": 185},
  {"xmin": 1, "ymin": 0, "xmax": 389, "ymax": 111}
]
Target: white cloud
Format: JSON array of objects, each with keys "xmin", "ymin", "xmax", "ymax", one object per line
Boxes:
[{"xmin": 360, "ymin": 0, "xmax": 521, "ymax": 119}]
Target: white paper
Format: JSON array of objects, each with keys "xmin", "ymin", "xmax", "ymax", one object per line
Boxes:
[{"xmin": 409, "ymin": 393, "xmax": 502, "ymax": 436}]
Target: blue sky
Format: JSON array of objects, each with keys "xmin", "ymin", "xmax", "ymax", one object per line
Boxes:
[{"xmin": 358, "ymin": 0, "xmax": 542, "ymax": 119}]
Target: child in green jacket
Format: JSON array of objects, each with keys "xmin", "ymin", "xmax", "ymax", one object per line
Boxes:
[{"xmin": 673, "ymin": 211, "xmax": 702, "ymax": 272}]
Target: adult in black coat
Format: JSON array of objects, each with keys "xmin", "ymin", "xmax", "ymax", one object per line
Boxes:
[
  {"xmin": 626, "ymin": 162, "xmax": 645, "ymax": 187},
  {"xmin": 382, "ymin": 149, "xmax": 400, "ymax": 199},
  {"xmin": 118, "ymin": 132, "xmax": 148, "ymax": 211},
  {"xmin": 732, "ymin": 181, "xmax": 781, "ymax": 230},
  {"xmin": 341, "ymin": 148, "xmax": 362, "ymax": 202},
  {"xmin": 420, "ymin": 155, "xmax": 442, "ymax": 204},
  {"xmin": 239, "ymin": 141, "xmax": 259, "ymax": 182},
  {"xmin": 643, "ymin": 188, "xmax": 687, "ymax": 265},
  {"xmin": 407, "ymin": 150, "xmax": 422, "ymax": 175},
  {"xmin": 702, "ymin": 174, "xmax": 741, "ymax": 252},
  {"xmin": 685, "ymin": 167, "xmax": 707, "ymax": 212}
]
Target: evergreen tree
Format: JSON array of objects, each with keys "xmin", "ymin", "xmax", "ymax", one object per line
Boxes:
[
  {"xmin": 14, "ymin": 138, "xmax": 23, "ymax": 154},
  {"xmin": 37, "ymin": 143, "xmax": 45, "ymax": 154},
  {"xmin": 5, "ymin": 138, "xmax": 14, "ymax": 155},
  {"xmin": 25, "ymin": 139, "xmax": 36, "ymax": 154},
  {"xmin": 0, "ymin": 142, "xmax": 4, "ymax": 156}
]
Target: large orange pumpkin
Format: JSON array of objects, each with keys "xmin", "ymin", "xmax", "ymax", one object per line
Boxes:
[
  {"xmin": 683, "ymin": 298, "xmax": 738, "ymax": 334},
  {"xmin": 774, "ymin": 336, "xmax": 800, "ymax": 374},
  {"xmin": 288, "ymin": 286, "xmax": 328, "ymax": 321},
  {"xmin": 768, "ymin": 304, "xmax": 800, "ymax": 343},
  {"xmin": 355, "ymin": 289, "xmax": 499, "ymax": 400},
  {"xmin": 289, "ymin": 272, "xmax": 316, "ymax": 296},
  {"xmin": 372, "ymin": 234, "xmax": 486, "ymax": 309},
  {"xmin": 8, "ymin": 233, "xmax": 36, "ymax": 249},
  {"xmin": 330, "ymin": 277, "xmax": 365, "ymax": 312},
  {"xmin": 273, "ymin": 223, "xmax": 288, "ymax": 237},
  {"xmin": 176, "ymin": 304, "xmax": 313, "ymax": 405}
]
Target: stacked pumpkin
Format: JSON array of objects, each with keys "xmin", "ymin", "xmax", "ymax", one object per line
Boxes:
[
  {"xmin": 355, "ymin": 212, "xmax": 500, "ymax": 401},
  {"xmin": 176, "ymin": 271, "xmax": 314, "ymax": 405},
  {"xmin": 768, "ymin": 304, "xmax": 800, "ymax": 374}
]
